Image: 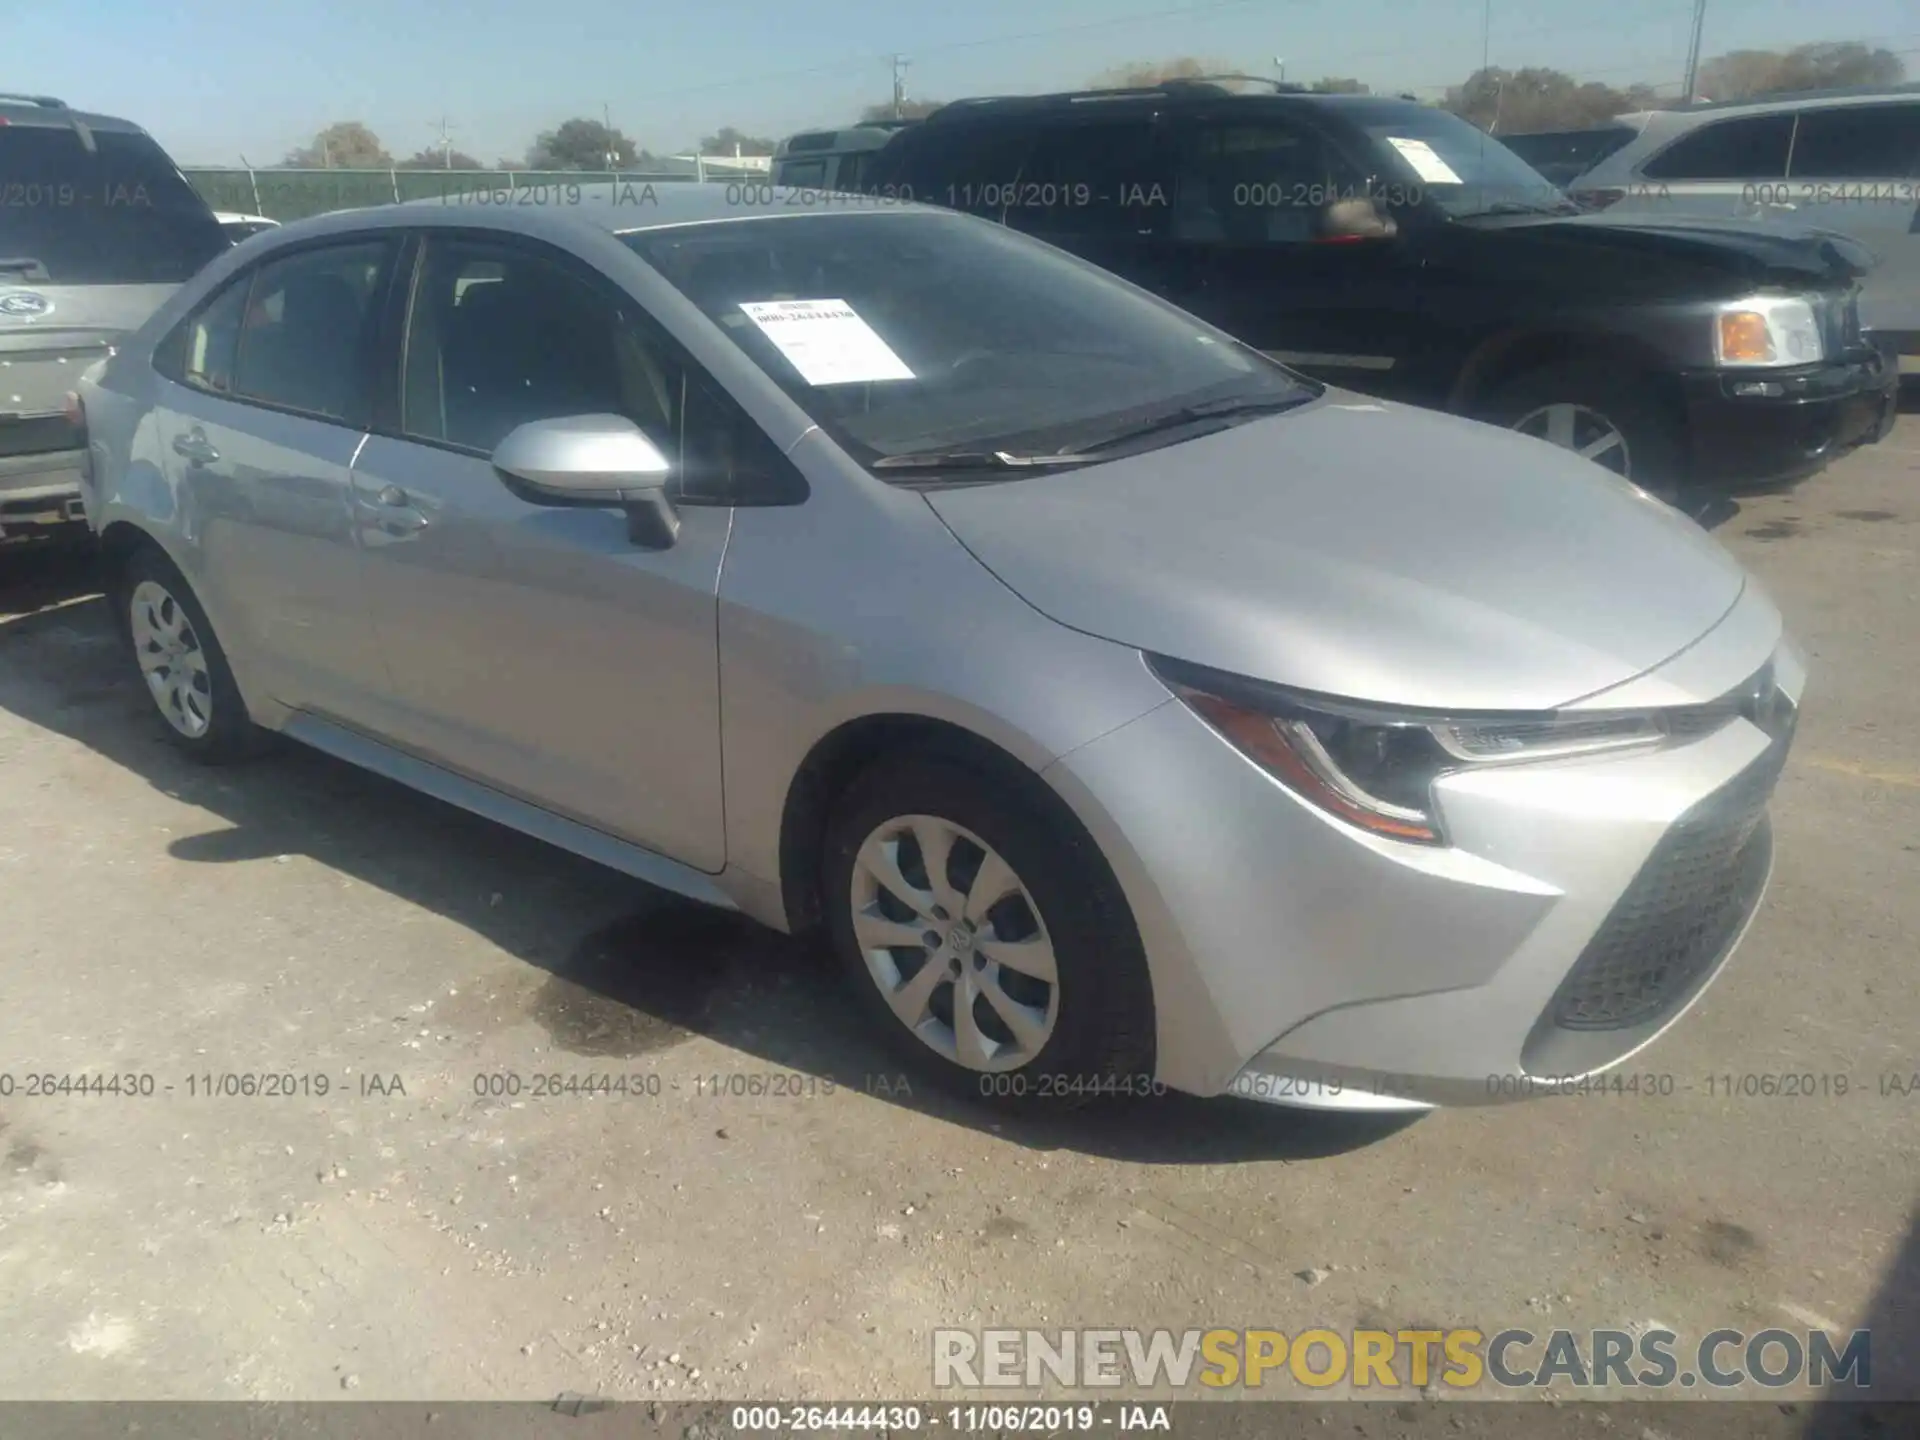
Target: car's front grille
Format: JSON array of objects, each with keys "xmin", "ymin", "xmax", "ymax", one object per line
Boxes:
[{"xmin": 1548, "ymin": 691, "xmax": 1794, "ymax": 1032}]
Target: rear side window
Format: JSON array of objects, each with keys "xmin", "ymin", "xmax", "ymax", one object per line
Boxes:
[
  {"xmin": 230, "ymin": 241, "xmax": 391, "ymax": 421},
  {"xmin": 1015, "ymin": 120, "xmax": 1173, "ymax": 238},
  {"xmin": 0, "ymin": 124, "xmax": 228, "ymax": 284},
  {"xmin": 1641, "ymin": 114, "xmax": 1793, "ymax": 181},
  {"xmin": 886, "ymin": 126, "xmax": 1036, "ymax": 213},
  {"xmin": 777, "ymin": 158, "xmax": 829, "ymax": 188},
  {"xmin": 1788, "ymin": 103, "xmax": 1920, "ymax": 179}
]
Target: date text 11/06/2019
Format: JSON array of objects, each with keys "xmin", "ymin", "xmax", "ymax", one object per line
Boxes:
[{"xmin": 1230, "ymin": 1070, "xmax": 1920, "ymax": 1102}]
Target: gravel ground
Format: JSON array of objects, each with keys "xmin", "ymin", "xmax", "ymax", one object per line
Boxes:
[{"xmin": 0, "ymin": 416, "xmax": 1915, "ymax": 1406}]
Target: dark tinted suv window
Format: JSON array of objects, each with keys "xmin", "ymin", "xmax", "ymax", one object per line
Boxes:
[
  {"xmin": 1642, "ymin": 113, "xmax": 1793, "ymax": 180},
  {"xmin": 1788, "ymin": 103, "xmax": 1920, "ymax": 178},
  {"xmin": 1014, "ymin": 120, "xmax": 1172, "ymax": 237},
  {"xmin": 882, "ymin": 125, "xmax": 1035, "ymax": 214},
  {"xmin": 0, "ymin": 124, "xmax": 228, "ymax": 284}
]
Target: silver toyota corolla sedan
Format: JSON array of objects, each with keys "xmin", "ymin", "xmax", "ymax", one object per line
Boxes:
[{"xmin": 73, "ymin": 186, "xmax": 1803, "ymax": 1113}]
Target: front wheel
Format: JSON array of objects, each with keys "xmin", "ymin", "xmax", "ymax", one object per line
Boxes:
[
  {"xmin": 1480, "ymin": 361, "xmax": 1688, "ymax": 502},
  {"xmin": 822, "ymin": 753, "xmax": 1156, "ymax": 1110}
]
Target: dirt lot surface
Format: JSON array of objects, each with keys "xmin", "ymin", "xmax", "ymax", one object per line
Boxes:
[{"xmin": 1, "ymin": 417, "xmax": 1916, "ymax": 1407}]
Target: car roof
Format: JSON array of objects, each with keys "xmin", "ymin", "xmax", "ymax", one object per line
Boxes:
[
  {"xmin": 0, "ymin": 94, "xmax": 151, "ymax": 134},
  {"xmin": 911, "ymin": 83, "xmax": 1433, "ymax": 128},
  {"xmin": 260, "ymin": 182, "xmax": 944, "ymax": 247}
]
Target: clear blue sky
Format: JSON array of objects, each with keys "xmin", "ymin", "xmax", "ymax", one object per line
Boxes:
[{"xmin": 19, "ymin": 0, "xmax": 1918, "ymax": 165}]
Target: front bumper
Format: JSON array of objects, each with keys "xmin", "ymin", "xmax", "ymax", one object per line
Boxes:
[
  {"xmin": 1042, "ymin": 603, "xmax": 1802, "ymax": 1111},
  {"xmin": 1678, "ymin": 345, "xmax": 1899, "ymax": 488}
]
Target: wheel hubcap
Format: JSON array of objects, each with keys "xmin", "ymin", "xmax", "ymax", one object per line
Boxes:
[
  {"xmin": 128, "ymin": 579, "xmax": 213, "ymax": 739},
  {"xmin": 849, "ymin": 814, "xmax": 1060, "ymax": 1073},
  {"xmin": 1511, "ymin": 402, "xmax": 1632, "ymax": 477}
]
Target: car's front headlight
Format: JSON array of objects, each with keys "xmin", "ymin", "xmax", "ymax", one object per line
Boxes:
[
  {"xmin": 1713, "ymin": 295, "xmax": 1824, "ymax": 367},
  {"xmin": 1150, "ymin": 656, "xmax": 1673, "ymax": 845}
]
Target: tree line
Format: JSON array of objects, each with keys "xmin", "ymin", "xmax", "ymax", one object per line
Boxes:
[{"xmin": 277, "ymin": 38, "xmax": 1906, "ymax": 170}]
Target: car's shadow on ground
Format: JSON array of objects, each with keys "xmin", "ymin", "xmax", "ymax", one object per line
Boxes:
[{"xmin": 0, "ymin": 559, "xmax": 1412, "ymax": 1166}]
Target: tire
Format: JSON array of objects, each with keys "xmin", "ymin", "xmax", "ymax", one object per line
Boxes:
[
  {"xmin": 116, "ymin": 545, "xmax": 266, "ymax": 763},
  {"xmin": 822, "ymin": 751, "xmax": 1156, "ymax": 1111},
  {"xmin": 1479, "ymin": 360, "xmax": 1688, "ymax": 501}
]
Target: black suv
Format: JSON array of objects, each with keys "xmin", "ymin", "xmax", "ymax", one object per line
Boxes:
[
  {"xmin": 2, "ymin": 93, "xmax": 228, "ymax": 542},
  {"xmin": 862, "ymin": 80, "xmax": 1900, "ymax": 496}
]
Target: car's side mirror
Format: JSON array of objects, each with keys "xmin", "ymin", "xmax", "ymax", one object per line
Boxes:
[
  {"xmin": 491, "ymin": 414, "xmax": 680, "ymax": 549},
  {"xmin": 1318, "ymin": 196, "xmax": 1398, "ymax": 242}
]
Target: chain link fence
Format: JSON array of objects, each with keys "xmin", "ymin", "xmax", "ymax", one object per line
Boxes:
[{"xmin": 182, "ymin": 163, "xmax": 772, "ymax": 222}]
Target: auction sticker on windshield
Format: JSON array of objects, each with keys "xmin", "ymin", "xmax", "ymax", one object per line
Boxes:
[
  {"xmin": 738, "ymin": 299, "xmax": 915, "ymax": 386},
  {"xmin": 1385, "ymin": 137, "xmax": 1462, "ymax": 185}
]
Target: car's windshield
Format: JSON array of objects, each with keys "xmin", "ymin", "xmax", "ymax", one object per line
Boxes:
[
  {"xmin": 1349, "ymin": 104, "xmax": 1576, "ymax": 218},
  {"xmin": 621, "ymin": 210, "xmax": 1316, "ymax": 469}
]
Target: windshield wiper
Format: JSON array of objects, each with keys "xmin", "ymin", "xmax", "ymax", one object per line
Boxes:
[
  {"xmin": 0, "ymin": 256, "xmax": 53, "ymax": 282},
  {"xmin": 1072, "ymin": 393, "xmax": 1312, "ymax": 452},
  {"xmin": 870, "ymin": 449, "xmax": 1103, "ymax": 472},
  {"xmin": 1453, "ymin": 198, "xmax": 1581, "ymax": 218}
]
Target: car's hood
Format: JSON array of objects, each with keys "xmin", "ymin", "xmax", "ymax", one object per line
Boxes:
[
  {"xmin": 1472, "ymin": 210, "xmax": 1876, "ymax": 284},
  {"xmin": 923, "ymin": 395, "xmax": 1750, "ymax": 712}
]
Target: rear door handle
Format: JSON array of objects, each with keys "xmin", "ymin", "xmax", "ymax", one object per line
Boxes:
[{"xmin": 171, "ymin": 431, "xmax": 218, "ymax": 464}]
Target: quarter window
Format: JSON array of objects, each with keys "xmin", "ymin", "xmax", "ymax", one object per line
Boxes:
[{"xmin": 1787, "ymin": 103, "xmax": 1920, "ymax": 179}]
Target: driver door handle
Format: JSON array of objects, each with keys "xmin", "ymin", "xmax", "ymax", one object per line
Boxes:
[{"xmin": 171, "ymin": 430, "xmax": 218, "ymax": 464}]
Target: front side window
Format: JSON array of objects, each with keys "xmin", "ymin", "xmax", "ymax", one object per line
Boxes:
[
  {"xmin": 401, "ymin": 237, "xmax": 680, "ymax": 458},
  {"xmin": 0, "ymin": 125, "xmax": 228, "ymax": 285},
  {"xmin": 1642, "ymin": 114, "xmax": 1794, "ymax": 181},
  {"xmin": 229, "ymin": 242, "xmax": 391, "ymax": 420},
  {"xmin": 1788, "ymin": 104, "xmax": 1920, "ymax": 179},
  {"xmin": 622, "ymin": 210, "xmax": 1315, "ymax": 469},
  {"xmin": 1174, "ymin": 120, "xmax": 1366, "ymax": 243}
]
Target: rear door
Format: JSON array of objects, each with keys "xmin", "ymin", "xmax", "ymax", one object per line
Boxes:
[
  {"xmin": 1, "ymin": 120, "xmax": 228, "ymax": 464},
  {"xmin": 1156, "ymin": 109, "xmax": 1423, "ymax": 388},
  {"xmin": 149, "ymin": 236, "xmax": 399, "ymax": 723},
  {"xmin": 1783, "ymin": 101, "xmax": 1920, "ymax": 343}
]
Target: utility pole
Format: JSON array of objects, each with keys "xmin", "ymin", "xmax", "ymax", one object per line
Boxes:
[
  {"xmin": 890, "ymin": 54, "xmax": 910, "ymax": 119},
  {"xmin": 432, "ymin": 114, "xmax": 456, "ymax": 169},
  {"xmin": 1682, "ymin": 0, "xmax": 1708, "ymax": 102},
  {"xmin": 1273, "ymin": 56, "xmax": 1285, "ymax": 86}
]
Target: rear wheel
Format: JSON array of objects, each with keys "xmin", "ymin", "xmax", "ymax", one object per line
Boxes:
[
  {"xmin": 822, "ymin": 752, "xmax": 1155, "ymax": 1110},
  {"xmin": 118, "ymin": 546, "xmax": 265, "ymax": 763},
  {"xmin": 1481, "ymin": 360, "xmax": 1687, "ymax": 502}
]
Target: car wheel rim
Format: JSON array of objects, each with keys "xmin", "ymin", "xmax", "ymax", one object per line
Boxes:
[
  {"xmin": 849, "ymin": 814, "xmax": 1060, "ymax": 1073},
  {"xmin": 128, "ymin": 579, "xmax": 213, "ymax": 739},
  {"xmin": 1512, "ymin": 402, "xmax": 1633, "ymax": 477}
]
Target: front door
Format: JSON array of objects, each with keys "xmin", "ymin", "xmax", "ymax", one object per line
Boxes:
[
  {"xmin": 1156, "ymin": 111, "xmax": 1423, "ymax": 394},
  {"xmin": 349, "ymin": 232, "xmax": 730, "ymax": 871}
]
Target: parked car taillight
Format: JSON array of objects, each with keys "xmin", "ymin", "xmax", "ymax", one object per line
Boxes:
[{"xmin": 1570, "ymin": 187, "xmax": 1624, "ymax": 212}]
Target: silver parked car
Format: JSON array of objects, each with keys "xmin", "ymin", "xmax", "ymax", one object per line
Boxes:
[
  {"xmin": 75, "ymin": 187, "xmax": 1804, "ymax": 1112},
  {"xmin": 1565, "ymin": 87, "xmax": 1920, "ymax": 357},
  {"xmin": 1, "ymin": 93, "xmax": 229, "ymax": 540}
]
